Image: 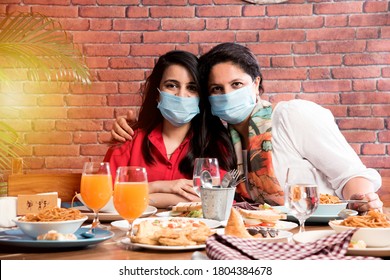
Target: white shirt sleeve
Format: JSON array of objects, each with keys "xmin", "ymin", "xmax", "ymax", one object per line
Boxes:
[{"xmin": 272, "ymin": 99, "xmax": 381, "ymax": 198}]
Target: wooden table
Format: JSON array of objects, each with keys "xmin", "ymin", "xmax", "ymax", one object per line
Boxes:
[
  {"xmin": 0, "ymin": 222, "xmax": 343, "ymax": 260},
  {"xmin": 1, "ymin": 177, "xmax": 389, "ymax": 260}
]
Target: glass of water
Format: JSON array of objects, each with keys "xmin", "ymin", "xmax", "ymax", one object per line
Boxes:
[
  {"xmin": 285, "ymin": 167, "xmax": 319, "ymax": 232},
  {"xmin": 193, "ymin": 158, "xmax": 220, "ymax": 197}
]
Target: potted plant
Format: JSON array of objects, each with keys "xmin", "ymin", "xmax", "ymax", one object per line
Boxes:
[{"xmin": 0, "ymin": 12, "xmax": 90, "ymax": 177}]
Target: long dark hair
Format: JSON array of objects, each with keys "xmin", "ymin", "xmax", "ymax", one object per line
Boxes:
[
  {"xmin": 199, "ymin": 42, "xmax": 264, "ymax": 95},
  {"xmin": 134, "ymin": 50, "xmax": 236, "ymax": 176}
]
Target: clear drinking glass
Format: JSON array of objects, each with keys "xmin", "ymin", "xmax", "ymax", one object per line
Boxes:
[
  {"xmin": 113, "ymin": 166, "xmax": 149, "ymax": 247},
  {"xmin": 193, "ymin": 158, "xmax": 221, "ymax": 196},
  {"xmin": 285, "ymin": 167, "xmax": 319, "ymax": 233},
  {"xmin": 80, "ymin": 162, "xmax": 113, "ymax": 231}
]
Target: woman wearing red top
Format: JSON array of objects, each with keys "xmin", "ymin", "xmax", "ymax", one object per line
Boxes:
[{"xmin": 104, "ymin": 51, "xmax": 236, "ymax": 208}]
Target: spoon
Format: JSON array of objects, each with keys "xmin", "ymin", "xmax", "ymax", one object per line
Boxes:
[
  {"xmin": 81, "ymin": 230, "xmax": 95, "ymax": 238},
  {"xmin": 338, "ymin": 209, "xmax": 358, "ymax": 219},
  {"xmin": 200, "ymin": 170, "xmax": 213, "ymax": 188},
  {"xmin": 80, "ymin": 223, "xmax": 97, "ymax": 238},
  {"xmin": 221, "ymin": 172, "xmax": 232, "ymax": 188}
]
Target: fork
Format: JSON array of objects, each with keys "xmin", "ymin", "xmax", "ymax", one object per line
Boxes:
[
  {"xmin": 229, "ymin": 169, "xmax": 240, "ymax": 181},
  {"xmin": 230, "ymin": 176, "xmax": 246, "ymax": 187}
]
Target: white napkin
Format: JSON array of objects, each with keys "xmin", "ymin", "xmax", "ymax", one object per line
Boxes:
[{"xmin": 0, "ymin": 197, "xmax": 17, "ymax": 227}]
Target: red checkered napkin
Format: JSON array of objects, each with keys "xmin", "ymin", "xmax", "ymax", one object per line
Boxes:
[{"xmin": 206, "ymin": 229, "xmax": 379, "ymax": 260}]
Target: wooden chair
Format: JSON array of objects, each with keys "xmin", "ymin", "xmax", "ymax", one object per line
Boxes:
[{"xmin": 7, "ymin": 173, "xmax": 82, "ymax": 202}]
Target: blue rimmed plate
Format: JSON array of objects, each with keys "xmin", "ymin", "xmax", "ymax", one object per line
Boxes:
[{"xmin": 0, "ymin": 228, "xmax": 114, "ymax": 248}]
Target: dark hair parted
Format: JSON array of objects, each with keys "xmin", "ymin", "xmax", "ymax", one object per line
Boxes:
[
  {"xmin": 134, "ymin": 50, "xmax": 236, "ymax": 176},
  {"xmin": 199, "ymin": 42, "xmax": 264, "ymax": 95}
]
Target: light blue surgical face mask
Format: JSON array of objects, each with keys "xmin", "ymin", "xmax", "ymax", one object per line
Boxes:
[
  {"xmin": 157, "ymin": 89, "xmax": 200, "ymax": 127},
  {"xmin": 208, "ymin": 84, "xmax": 256, "ymax": 124}
]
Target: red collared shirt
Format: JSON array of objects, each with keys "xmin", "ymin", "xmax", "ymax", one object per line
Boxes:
[{"xmin": 103, "ymin": 125, "xmax": 192, "ymax": 183}]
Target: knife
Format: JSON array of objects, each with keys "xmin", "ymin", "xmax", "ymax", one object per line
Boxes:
[{"xmin": 340, "ymin": 200, "xmax": 368, "ymax": 203}]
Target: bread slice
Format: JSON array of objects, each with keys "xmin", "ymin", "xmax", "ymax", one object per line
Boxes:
[
  {"xmin": 171, "ymin": 202, "xmax": 202, "ymax": 212},
  {"xmin": 237, "ymin": 208, "xmax": 286, "ymax": 223}
]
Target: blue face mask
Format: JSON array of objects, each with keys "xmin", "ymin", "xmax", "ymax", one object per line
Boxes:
[
  {"xmin": 208, "ymin": 84, "xmax": 256, "ymax": 124},
  {"xmin": 157, "ymin": 90, "xmax": 200, "ymax": 127}
]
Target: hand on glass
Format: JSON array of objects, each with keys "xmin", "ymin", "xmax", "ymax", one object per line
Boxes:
[
  {"xmin": 111, "ymin": 110, "xmax": 137, "ymax": 142},
  {"xmin": 348, "ymin": 192, "xmax": 383, "ymax": 213}
]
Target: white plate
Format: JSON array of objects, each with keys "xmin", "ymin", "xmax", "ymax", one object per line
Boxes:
[
  {"xmin": 219, "ymin": 220, "xmax": 298, "ymax": 231},
  {"xmin": 111, "ymin": 217, "xmax": 221, "ymax": 232},
  {"xmin": 155, "ymin": 211, "xmax": 174, "ymax": 217},
  {"xmin": 252, "ymin": 230, "xmax": 293, "ymax": 242},
  {"xmin": 120, "ymin": 228, "xmax": 225, "ymax": 251},
  {"xmin": 293, "ymin": 230, "xmax": 390, "ymax": 257},
  {"xmin": 272, "ymin": 206, "xmax": 340, "ymax": 223},
  {"xmin": 262, "ymin": 220, "xmax": 297, "ymax": 231},
  {"xmin": 74, "ymin": 205, "xmax": 157, "ymax": 222}
]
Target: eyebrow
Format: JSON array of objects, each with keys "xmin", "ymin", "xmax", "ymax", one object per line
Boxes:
[
  {"xmin": 162, "ymin": 79, "xmax": 179, "ymax": 84},
  {"xmin": 209, "ymin": 78, "xmax": 244, "ymax": 87}
]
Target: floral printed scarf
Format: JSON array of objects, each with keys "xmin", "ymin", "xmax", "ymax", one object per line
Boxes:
[{"xmin": 230, "ymin": 100, "xmax": 284, "ymax": 205}]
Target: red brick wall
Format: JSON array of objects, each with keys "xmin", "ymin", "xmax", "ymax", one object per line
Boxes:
[{"xmin": 1, "ymin": 0, "xmax": 389, "ymax": 176}]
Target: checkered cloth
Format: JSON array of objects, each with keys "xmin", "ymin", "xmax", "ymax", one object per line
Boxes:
[{"xmin": 206, "ymin": 229, "xmax": 379, "ymax": 260}]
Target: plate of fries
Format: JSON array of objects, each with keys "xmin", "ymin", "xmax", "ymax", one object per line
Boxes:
[{"xmin": 113, "ymin": 217, "xmax": 222, "ymax": 250}]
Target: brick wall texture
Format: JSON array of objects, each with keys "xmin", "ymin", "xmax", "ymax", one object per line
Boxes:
[{"xmin": 0, "ymin": 0, "xmax": 389, "ymax": 177}]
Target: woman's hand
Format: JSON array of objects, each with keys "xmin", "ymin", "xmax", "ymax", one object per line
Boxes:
[
  {"xmin": 348, "ymin": 192, "xmax": 383, "ymax": 213},
  {"xmin": 111, "ymin": 110, "xmax": 137, "ymax": 142},
  {"xmin": 342, "ymin": 177, "xmax": 383, "ymax": 213},
  {"xmin": 149, "ymin": 179, "xmax": 200, "ymax": 202}
]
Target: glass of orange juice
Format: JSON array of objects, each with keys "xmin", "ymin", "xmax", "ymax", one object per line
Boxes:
[
  {"xmin": 80, "ymin": 162, "xmax": 113, "ymax": 231},
  {"xmin": 113, "ymin": 166, "xmax": 148, "ymax": 246}
]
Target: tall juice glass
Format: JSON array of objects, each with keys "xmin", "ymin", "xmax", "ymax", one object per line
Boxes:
[
  {"xmin": 80, "ymin": 162, "xmax": 113, "ymax": 231},
  {"xmin": 113, "ymin": 166, "xmax": 148, "ymax": 246}
]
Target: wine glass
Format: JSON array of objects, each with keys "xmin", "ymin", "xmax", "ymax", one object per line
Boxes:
[
  {"xmin": 80, "ymin": 162, "xmax": 113, "ymax": 231},
  {"xmin": 193, "ymin": 158, "xmax": 221, "ymax": 196},
  {"xmin": 113, "ymin": 166, "xmax": 149, "ymax": 247},
  {"xmin": 285, "ymin": 167, "xmax": 319, "ymax": 233}
]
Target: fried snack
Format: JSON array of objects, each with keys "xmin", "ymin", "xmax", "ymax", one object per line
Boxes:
[
  {"xmin": 130, "ymin": 218, "xmax": 214, "ymax": 246},
  {"xmin": 224, "ymin": 208, "xmax": 254, "ymax": 239},
  {"xmin": 190, "ymin": 227, "xmax": 213, "ymax": 243},
  {"xmin": 159, "ymin": 230, "xmax": 197, "ymax": 246},
  {"xmin": 37, "ymin": 230, "xmax": 77, "ymax": 241},
  {"xmin": 130, "ymin": 220, "xmax": 160, "ymax": 245},
  {"xmin": 340, "ymin": 210, "xmax": 390, "ymax": 228},
  {"xmin": 21, "ymin": 207, "xmax": 85, "ymax": 222},
  {"xmin": 320, "ymin": 193, "xmax": 341, "ymax": 204}
]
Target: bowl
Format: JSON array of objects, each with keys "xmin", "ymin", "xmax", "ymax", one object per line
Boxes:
[
  {"xmin": 329, "ymin": 220, "xmax": 390, "ymax": 247},
  {"xmin": 76, "ymin": 193, "xmax": 116, "ymax": 213},
  {"xmin": 313, "ymin": 202, "xmax": 347, "ymax": 216},
  {"xmin": 13, "ymin": 216, "xmax": 88, "ymax": 239}
]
